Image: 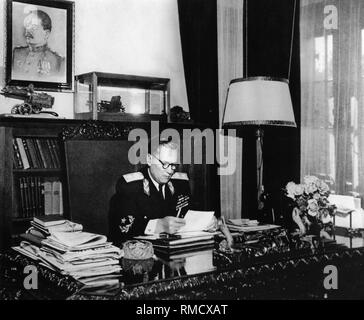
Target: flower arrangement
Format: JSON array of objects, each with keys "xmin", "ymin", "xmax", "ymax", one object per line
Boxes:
[{"xmin": 285, "ymin": 176, "xmax": 336, "ymax": 236}]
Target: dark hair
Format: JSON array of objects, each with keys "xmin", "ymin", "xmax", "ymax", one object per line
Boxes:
[{"xmin": 29, "ymin": 10, "xmax": 52, "ymax": 31}]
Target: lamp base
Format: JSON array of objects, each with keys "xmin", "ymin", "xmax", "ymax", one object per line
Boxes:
[{"xmin": 256, "ymin": 127, "xmax": 264, "ymax": 211}]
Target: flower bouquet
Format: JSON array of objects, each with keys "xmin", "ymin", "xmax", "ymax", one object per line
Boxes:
[{"xmin": 285, "ymin": 176, "xmax": 336, "ymax": 237}]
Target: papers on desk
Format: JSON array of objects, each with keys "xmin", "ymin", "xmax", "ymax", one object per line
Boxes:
[
  {"xmin": 135, "ymin": 210, "xmax": 216, "ymax": 253},
  {"xmin": 226, "ymin": 219, "xmax": 280, "ymax": 232},
  {"xmin": 177, "ymin": 210, "xmax": 215, "ymax": 233},
  {"xmin": 228, "ymin": 219, "xmax": 259, "ymax": 226},
  {"xmin": 12, "ymin": 218, "xmax": 123, "ymax": 282},
  {"xmin": 135, "ymin": 231, "xmax": 215, "ymax": 245}
]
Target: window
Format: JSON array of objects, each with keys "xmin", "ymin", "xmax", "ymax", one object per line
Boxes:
[{"xmin": 301, "ymin": 0, "xmax": 364, "ymax": 202}]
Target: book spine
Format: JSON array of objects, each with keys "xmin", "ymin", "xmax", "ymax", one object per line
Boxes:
[
  {"xmin": 36, "ymin": 177, "xmax": 43, "ymax": 216},
  {"xmin": 50, "ymin": 138, "xmax": 61, "ymax": 168},
  {"xmin": 43, "ymin": 181, "xmax": 53, "ymax": 215},
  {"xmin": 21, "ymin": 138, "xmax": 34, "ymax": 169},
  {"xmin": 53, "ymin": 139, "xmax": 62, "ymax": 168},
  {"xmin": 15, "ymin": 138, "xmax": 30, "ymax": 169},
  {"xmin": 40, "ymin": 139, "xmax": 53, "ymax": 169},
  {"xmin": 38, "ymin": 177, "xmax": 44, "ymax": 215},
  {"xmin": 52, "ymin": 181, "xmax": 63, "ymax": 215},
  {"xmin": 25, "ymin": 138, "xmax": 39, "ymax": 169},
  {"xmin": 35, "ymin": 139, "xmax": 47, "ymax": 169},
  {"xmin": 23, "ymin": 177, "xmax": 30, "ymax": 217},
  {"xmin": 13, "ymin": 139, "xmax": 23, "ymax": 169},
  {"xmin": 19, "ymin": 178, "xmax": 26, "ymax": 218},
  {"xmin": 46, "ymin": 139, "xmax": 57, "ymax": 169},
  {"xmin": 32, "ymin": 138, "xmax": 44, "ymax": 169},
  {"xmin": 29, "ymin": 176, "xmax": 36, "ymax": 217},
  {"xmin": 59, "ymin": 181, "xmax": 63, "ymax": 215},
  {"xmin": 33, "ymin": 176, "xmax": 39, "ymax": 216}
]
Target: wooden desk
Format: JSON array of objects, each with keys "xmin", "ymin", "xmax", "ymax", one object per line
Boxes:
[{"xmin": 2, "ymin": 232, "xmax": 364, "ymax": 300}]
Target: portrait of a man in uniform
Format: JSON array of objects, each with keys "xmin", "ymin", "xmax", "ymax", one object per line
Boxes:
[{"xmin": 10, "ymin": 2, "xmax": 68, "ymax": 83}]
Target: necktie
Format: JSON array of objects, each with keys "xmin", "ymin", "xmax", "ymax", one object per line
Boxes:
[{"xmin": 158, "ymin": 184, "xmax": 164, "ymax": 200}]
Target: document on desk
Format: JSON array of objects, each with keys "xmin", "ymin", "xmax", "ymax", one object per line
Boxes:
[{"xmin": 176, "ymin": 210, "xmax": 215, "ymax": 233}]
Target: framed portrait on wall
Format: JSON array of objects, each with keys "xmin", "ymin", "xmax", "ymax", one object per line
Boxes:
[{"xmin": 6, "ymin": 0, "xmax": 74, "ymax": 91}]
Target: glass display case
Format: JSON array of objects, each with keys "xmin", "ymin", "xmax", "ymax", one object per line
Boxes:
[{"xmin": 74, "ymin": 72, "xmax": 170, "ymax": 121}]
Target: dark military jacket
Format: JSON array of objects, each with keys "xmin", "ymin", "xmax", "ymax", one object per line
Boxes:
[
  {"xmin": 108, "ymin": 167, "xmax": 191, "ymax": 246},
  {"xmin": 12, "ymin": 45, "xmax": 65, "ymax": 79}
]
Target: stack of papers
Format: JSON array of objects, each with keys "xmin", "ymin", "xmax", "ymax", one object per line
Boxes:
[
  {"xmin": 136, "ymin": 210, "xmax": 217, "ymax": 254},
  {"xmin": 226, "ymin": 219, "xmax": 280, "ymax": 232},
  {"xmin": 13, "ymin": 222, "xmax": 123, "ymax": 284},
  {"xmin": 135, "ymin": 231, "xmax": 216, "ymax": 254},
  {"xmin": 228, "ymin": 219, "xmax": 259, "ymax": 226}
]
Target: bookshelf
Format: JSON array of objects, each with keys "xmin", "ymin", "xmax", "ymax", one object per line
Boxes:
[{"xmin": 0, "ymin": 117, "xmax": 72, "ymax": 251}]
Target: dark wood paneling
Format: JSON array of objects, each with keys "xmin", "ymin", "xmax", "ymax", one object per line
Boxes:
[{"xmin": 65, "ymin": 140, "xmax": 137, "ymax": 236}]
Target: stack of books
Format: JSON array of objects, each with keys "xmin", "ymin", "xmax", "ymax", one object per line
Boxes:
[
  {"xmin": 134, "ymin": 210, "xmax": 219, "ymax": 256},
  {"xmin": 135, "ymin": 231, "xmax": 216, "ymax": 255},
  {"xmin": 13, "ymin": 215, "xmax": 122, "ymax": 284},
  {"xmin": 21, "ymin": 214, "xmax": 83, "ymax": 244}
]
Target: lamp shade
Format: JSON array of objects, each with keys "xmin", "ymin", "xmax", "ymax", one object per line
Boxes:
[{"xmin": 222, "ymin": 77, "xmax": 296, "ymax": 127}]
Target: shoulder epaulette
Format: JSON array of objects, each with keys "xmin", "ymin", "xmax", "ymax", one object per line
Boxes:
[
  {"xmin": 171, "ymin": 172, "xmax": 189, "ymax": 180},
  {"xmin": 123, "ymin": 172, "xmax": 144, "ymax": 183}
]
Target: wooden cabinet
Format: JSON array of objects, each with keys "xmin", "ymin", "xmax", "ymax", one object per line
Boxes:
[{"xmin": 0, "ymin": 117, "xmax": 72, "ymax": 251}]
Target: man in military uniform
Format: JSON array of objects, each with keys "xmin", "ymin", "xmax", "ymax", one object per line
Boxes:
[
  {"xmin": 108, "ymin": 140, "xmax": 192, "ymax": 246},
  {"xmin": 12, "ymin": 9, "xmax": 65, "ymax": 80}
]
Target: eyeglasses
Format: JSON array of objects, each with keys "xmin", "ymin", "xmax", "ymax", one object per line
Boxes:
[{"xmin": 151, "ymin": 154, "xmax": 178, "ymax": 170}]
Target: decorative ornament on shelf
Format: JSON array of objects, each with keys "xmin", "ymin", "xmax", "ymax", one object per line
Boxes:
[
  {"xmin": 0, "ymin": 84, "xmax": 58, "ymax": 116},
  {"xmin": 285, "ymin": 175, "xmax": 336, "ymax": 238},
  {"xmin": 97, "ymin": 95, "xmax": 125, "ymax": 113},
  {"xmin": 169, "ymin": 105, "xmax": 191, "ymax": 123}
]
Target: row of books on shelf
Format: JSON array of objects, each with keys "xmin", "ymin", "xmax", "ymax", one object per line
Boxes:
[
  {"xmin": 16, "ymin": 177, "xmax": 63, "ymax": 218},
  {"xmin": 13, "ymin": 137, "xmax": 62, "ymax": 170}
]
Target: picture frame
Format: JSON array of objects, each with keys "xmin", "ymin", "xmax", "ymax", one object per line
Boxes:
[{"xmin": 6, "ymin": 0, "xmax": 74, "ymax": 91}]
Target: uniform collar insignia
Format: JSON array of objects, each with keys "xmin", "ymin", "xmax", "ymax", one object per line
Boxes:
[
  {"xmin": 143, "ymin": 178, "xmax": 150, "ymax": 196},
  {"xmin": 167, "ymin": 181, "xmax": 175, "ymax": 196}
]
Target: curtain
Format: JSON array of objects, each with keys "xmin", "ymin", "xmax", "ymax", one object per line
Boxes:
[
  {"xmin": 177, "ymin": 0, "xmax": 219, "ymax": 128},
  {"xmin": 300, "ymin": 0, "xmax": 364, "ymax": 203},
  {"xmin": 217, "ymin": 0, "xmax": 244, "ymax": 220},
  {"xmin": 177, "ymin": 0, "xmax": 221, "ymax": 213}
]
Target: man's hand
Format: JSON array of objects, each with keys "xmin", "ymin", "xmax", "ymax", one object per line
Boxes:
[{"xmin": 155, "ymin": 216, "xmax": 186, "ymax": 234}]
